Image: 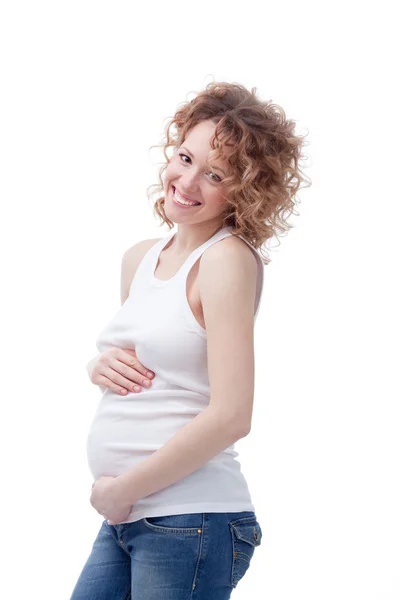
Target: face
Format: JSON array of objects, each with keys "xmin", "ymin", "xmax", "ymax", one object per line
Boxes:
[{"xmin": 163, "ymin": 120, "xmax": 231, "ymax": 228}]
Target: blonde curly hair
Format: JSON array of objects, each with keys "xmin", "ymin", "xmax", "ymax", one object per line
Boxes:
[{"xmin": 147, "ymin": 81, "xmax": 311, "ymax": 265}]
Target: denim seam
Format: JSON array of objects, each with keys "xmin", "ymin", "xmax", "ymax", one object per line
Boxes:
[
  {"xmin": 229, "ymin": 521, "xmax": 236, "ymax": 587},
  {"xmin": 189, "ymin": 512, "xmax": 205, "ymax": 597}
]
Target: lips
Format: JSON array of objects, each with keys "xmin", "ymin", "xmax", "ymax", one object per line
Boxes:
[{"xmin": 172, "ymin": 186, "xmax": 201, "ymax": 205}]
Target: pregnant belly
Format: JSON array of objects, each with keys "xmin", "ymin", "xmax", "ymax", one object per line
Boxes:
[{"xmin": 86, "ymin": 390, "xmax": 204, "ymax": 479}]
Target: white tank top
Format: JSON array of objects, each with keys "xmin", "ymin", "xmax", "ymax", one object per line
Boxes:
[{"xmin": 87, "ymin": 225, "xmax": 264, "ymax": 524}]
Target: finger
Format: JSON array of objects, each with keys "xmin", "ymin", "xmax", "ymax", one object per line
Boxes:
[
  {"xmin": 111, "ymin": 358, "xmax": 154, "ymax": 389},
  {"xmin": 101, "ymin": 365, "xmax": 145, "ymax": 393},
  {"xmin": 119, "ymin": 349, "xmax": 155, "ymax": 379},
  {"xmin": 95, "ymin": 373, "xmax": 131, "ymax": 395}
]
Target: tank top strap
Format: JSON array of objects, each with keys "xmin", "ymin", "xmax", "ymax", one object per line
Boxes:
[
  {"xmin": 177, "ymin": 225, "xmax": 265, "ymax": 321},
  {"xmin": 130, "ymin": 230, "xmax": 175, "ymax": 292},
  {"xmin": 177, "ymin": 226, "xmax": 234, "ymax": 280}
]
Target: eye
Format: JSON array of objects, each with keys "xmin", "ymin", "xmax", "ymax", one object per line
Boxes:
[
  {"xmin": 208, "ymin": 171, "xmax": 222, "ymax": 182},
  {"xmin": 179, "ymin": 153, "xmax": 222, "ymax": 183}
]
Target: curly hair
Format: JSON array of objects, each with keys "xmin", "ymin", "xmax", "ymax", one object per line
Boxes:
[{"xmin": 147, "ymin": 81, "xmax": 311, "ymax": 265}]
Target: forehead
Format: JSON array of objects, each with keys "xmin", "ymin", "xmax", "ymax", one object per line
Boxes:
[{"xmin": 184, "ymin": 120, "xmax": 218, "ymax": 148}]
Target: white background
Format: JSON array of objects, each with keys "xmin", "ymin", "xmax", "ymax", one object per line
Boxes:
[{"xmin": 1, "ymin": 1, "xmax": 399, "ymax": 598}]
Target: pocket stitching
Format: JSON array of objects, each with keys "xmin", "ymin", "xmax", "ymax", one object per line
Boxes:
[
  {"xmin": 142, "ymin": 516, "xmax": 202, "ymax": 534},
  {"xmin": 231, "ymin": 521, "xmax": 262, "ymax": 547},
  {"xmin": 229, "ymin": 519, "xmax": 262, "ymax": 587}
]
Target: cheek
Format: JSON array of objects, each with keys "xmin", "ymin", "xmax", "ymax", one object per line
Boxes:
[
  {"xmin": 207, "ymin": 188, "xmax": 226, "ymax": 208},
  {"xmin": 164, "ymin": 161, "xmax": 180, "ymax": 183}
]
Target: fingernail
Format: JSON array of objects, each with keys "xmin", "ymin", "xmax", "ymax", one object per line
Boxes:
[{"xmin": 147, "ymin": 371, "xmax": 154, "ymax": 378}]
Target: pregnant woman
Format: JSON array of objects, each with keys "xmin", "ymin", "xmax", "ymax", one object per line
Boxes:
[{"xmin": 69, "ymin": 80, "xmax": 310, "ymax": 599}]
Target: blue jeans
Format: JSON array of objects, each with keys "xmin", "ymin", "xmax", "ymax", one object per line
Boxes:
[{"xmin": 69, "ymin": 511, "xmax": 262, "ymax": 599}]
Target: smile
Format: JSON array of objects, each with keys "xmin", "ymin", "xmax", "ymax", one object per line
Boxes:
[{"xmin": 172, "ymin": 187, "xmax": 201, "ymax": 207}]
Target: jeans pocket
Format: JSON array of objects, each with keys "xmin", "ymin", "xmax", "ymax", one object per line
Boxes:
[
  {"xmin": 229, "ymin": 516, "xmax": 262, "ymax": 588},
  {"xmin": 142, "ymin": 513, "xmax": 203, "ymax": 533}
]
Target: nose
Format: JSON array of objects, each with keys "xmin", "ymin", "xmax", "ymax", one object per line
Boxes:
[{"xmin": 179, "ymin": 170, "xmax": 200, "ymax": 192}]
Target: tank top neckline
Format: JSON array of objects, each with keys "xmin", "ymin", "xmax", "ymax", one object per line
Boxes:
[{"xmin": 150, "ymin": 226, "xmax": 232, "ymax": 288}]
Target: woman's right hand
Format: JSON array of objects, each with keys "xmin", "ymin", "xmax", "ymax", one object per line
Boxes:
[{"xmin": 89, "ymin": 347, "xmax": 154, "ymax": 395}]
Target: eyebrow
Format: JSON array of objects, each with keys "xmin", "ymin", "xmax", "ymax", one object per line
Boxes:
[{"xmin": 181, "ymin": 146, "xmax": 227, "ymax": 178}]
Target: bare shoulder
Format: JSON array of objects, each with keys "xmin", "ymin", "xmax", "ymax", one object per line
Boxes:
[
  {"xmin": 198, "ymin": 233, "xmax": 258, "ymax": 310},
  {"xmin": 123, "ymin": 237, "xmax": 163, "ymax": 263},
  {"xmin": 200, "ymin": 234, "xmax": 258, "ymax": 277},
  {"xmin": 120, "ymin": 237, "xmax": 162, "ymax": 304}
]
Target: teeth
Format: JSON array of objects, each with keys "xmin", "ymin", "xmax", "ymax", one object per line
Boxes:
[{"xmin": 174, "ymin": 188, "xmax": 199, "ymax": 206}]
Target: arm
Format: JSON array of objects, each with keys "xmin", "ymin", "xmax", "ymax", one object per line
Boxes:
[{"xmin": 117, "ymin": 238, "xmax": 258, "ymax": 504}]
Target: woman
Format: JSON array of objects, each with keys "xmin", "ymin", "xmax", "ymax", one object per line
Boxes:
[{"xmin": 70, "ymin": 81, "xmax": 310, "ymax": 599}]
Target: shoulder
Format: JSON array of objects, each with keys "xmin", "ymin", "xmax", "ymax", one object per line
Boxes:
[
  {"xmin": 122, "ymin": 237, "xmax": 163, "ymax": 265},
  {"xmin": 120, "ymin": 237, "xmax": 163, "ymax": 303},
  {"xmin": 200, "ymin": 234, "xmax": 258, "ymax": 278},
  {"xmin": 199, "ymin": 234, "xmax": 258, "ymax": 309}
]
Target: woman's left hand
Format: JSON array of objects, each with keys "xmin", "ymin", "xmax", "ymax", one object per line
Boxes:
[{"xmin": 90, "ymin": 476, "xmax": 132, "ymax": 525}]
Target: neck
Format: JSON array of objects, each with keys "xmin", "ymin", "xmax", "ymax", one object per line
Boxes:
[{"xmin": 170, "ymin": 223, "xmax": 226, "ymax": 255}]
